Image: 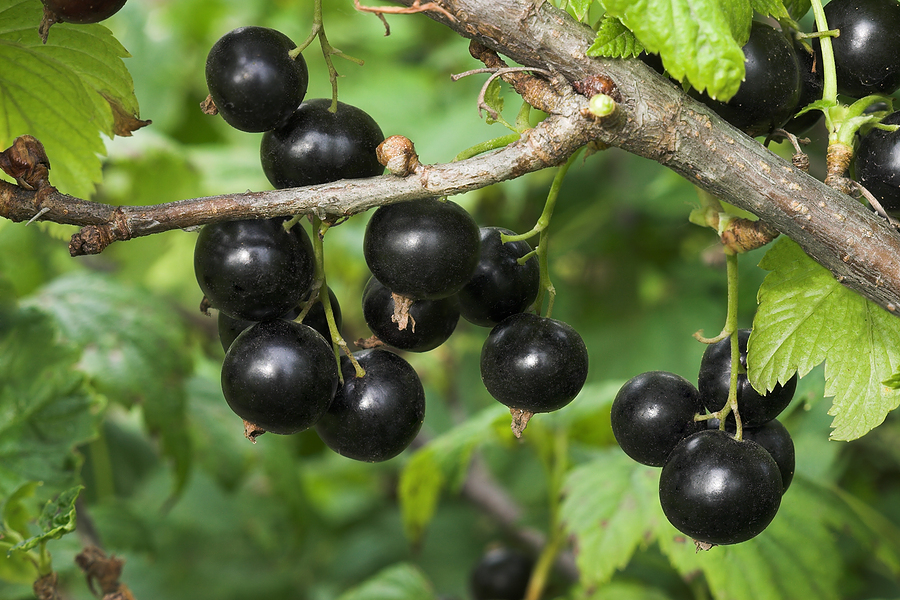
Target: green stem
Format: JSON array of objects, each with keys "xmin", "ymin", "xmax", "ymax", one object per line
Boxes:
[
  {"xmin": 509, "ymin": 149, "xmax": 580, "ymax": 316},
  {"xmin": 294, "ymin": 0, "xmax": 364, "ymax": 111},
  {"xmin": 308, "ymin": 217, "xmax": 364, "ymax": 379},
  {"xmin": 453, "ymin": 133, "xmax": 521, "ymax": 161},
  {"xmin": 717, "ymin": 251, "xmax": 743, "ymax": 440},
  {"xmin": 524, "ymin": 429, "xmax": 569, "ymax": 600},
  {"xmin": 810, "ymin": 0, "xmax": 838, "ymax": 108}
]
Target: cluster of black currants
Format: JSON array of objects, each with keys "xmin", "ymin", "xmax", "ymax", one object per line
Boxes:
[
  {"xmin": 194, "ymin": 25, "xmax": 589, "ymax": 461},
  {"xmin": 610, "ymin": 330, "xmax": 798, "ymax": 547}
]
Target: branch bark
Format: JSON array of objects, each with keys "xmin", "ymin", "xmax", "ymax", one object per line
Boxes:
[{"xmin": 2, "ymin": 0, "xmax": 900, "ymax": 317}]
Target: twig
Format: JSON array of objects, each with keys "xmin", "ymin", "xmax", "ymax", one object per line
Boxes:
[{"xmin": 353, "ymin": 0, "xmax": 455, "ymax": 21}]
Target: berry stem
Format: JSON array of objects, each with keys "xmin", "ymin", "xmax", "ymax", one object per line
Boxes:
[
  {"xmin": 296, "ymin": 0, "xmax": 365, "ymax": 112},
  {"xmin": 309, "ymin": 217, "xmax": 365, "ymax": 379},
  {"xmin": 809, "ymin": 0, "xmax": 838, "ymax": 108},
  {"xmin": 718, "ymin": 251, "xmax": 743, "ymax": 440},
  {"xmin": 453, "ymin": 133, "xmax": 521, "ymax": 161},
  {"xmin": 505, "ymin": 149, "xmax": 580, "ymax": 317}
]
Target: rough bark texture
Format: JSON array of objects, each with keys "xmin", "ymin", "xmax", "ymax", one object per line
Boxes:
[{"xmin": 2, "ymin": 0, "xmax": 899, "ymax": 315}]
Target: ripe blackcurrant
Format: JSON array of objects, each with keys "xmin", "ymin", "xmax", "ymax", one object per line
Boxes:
[
  {"xmin": 480, "ymin": 312, "xmax": 588, "ymax": 413},
  {"xmin": 659, "ymin": 429, "xmax": 783, "ymax": 545},
  {"xmin": 315, "ymin": 349, "xmax": 425, "ymax": 462},
  {"xmin": 205, "ymin": 27, "xmax": 309, "ymax": 133},
  {"xmin": 260, "ymin": 98, "xmax": 384, "ymax": 189},
  {"xmin": 611, "ymin": 371, "xmax": 704, "ymax": 467},
  {"xmin": 363, "ymin": 198, "xmax": 481, "ymax": 300},
  {"xmin": 40, "ymin": 0, "xmax": 126, "ymax": 23},
  {"xmin": 707, "ymin": 417, "xmax": 795, "ymax": 493},
  {"xmin": 362, "ymin": 277, "xmax": 459, "ymax": 352},
  {"xmin": 854, "ymin": 111, "xmax": 900, "ymax": 214},
  {"xmin": 221, "ymin": 319, "xmax": 339, "ymax": 435},
  {"xmin": 698, "ymin": 329, "xmax": 797, "ymax": 427},
  {"xmin": 822, "ymin": 0, "xmax": 900, "ymax": 98},
  {"xmin": 457, "ymin": 227, "xmax": 540, "ymax": 327},
  {"xmin": 469, "ymin": 547, "xmax": 533, "ymax": 600},
  {"xmin": 194, "ymin": 218, "xmax": 315, "ymax": 322}
]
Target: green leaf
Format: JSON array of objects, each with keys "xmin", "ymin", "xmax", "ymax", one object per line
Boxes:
[
  {"xmin": 562, "ymin": 0, "xmax": 595, "ymax": 21},
  {"xmin": 23, "ymin": 272, "xmax": 193, "ymax": 494},
  {"xmin": 0, "ymin": 481, "xmax": 41, "ymax": 538},
  {"xmin": 598, "ymin": 0, "xmax": 750, "ymax": 99},
  {"xmin": 587, "ymin": 15, "xmax": 645, "ymax": 59},
  {"xmin": 0, "ymin": 541, "xmax": 34, "ymax": 584},
  {"xmin": 783, "ymin": 0, "xmax": 812, "ymax": 20},
  {"xmin": 749, "ymin": 238, "xmax": 900, "ymax": 440},
  {"xmin": 398, "ymin": 404, "xmax": 508, "ymax": 543},
  {"xmin": 0, "ymin": 305, "xmax": 102, "ymax": 496},
  {"xmin": 749, "ymin": 0, "xmax": 791, "ymax": 20},
  {"xmin": 9, "ymin": 485, "xmax": 82, "ymax": 554},
  {"xmin": 336, "ymin": 563, "xmax": 436, "ymax": 600},
  {"xmin": 560, "ymin": 449, "xmax": 662, "ymax": 588},
  {"xmin": 483, "ymin": 78, "xmax": 505, "ymax": 126},
  {"xmin": 0, "ymin": 0, "xmax": 146, "ymax": 198}
]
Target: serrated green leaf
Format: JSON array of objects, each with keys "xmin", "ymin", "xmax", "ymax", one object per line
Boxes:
[
  {"xmin": 0, "ymin": 0, "xmax": 145, "ymax": 198},
  {"xmin": 23, "ymin": 272, "xmax": 193, "ymax": 494},
  {"xmin": 749, "ymin": 0, "xmax": 791, "ymax": 20},
  {"xmin": 398, "ymin": 404, "xmax": 507, "ymax": 543},
  {"xmin": 0, "ymin": 306, "xmax": 102, "ymax": 496},
  {"xmin": 562, "ymin": 0, "xmax": 595, "ymax": 21},
  {"xmin": 336, "ymin": 563, "xmax": 436, "ymax": 600},
  {"xmin": 749, "ymin": 237, "xmax": 900, "ymax": 440},
  {"xmin": 599, "ymin": 0, "xmax": 750, "ymax": 99},
  {"xmin": 587, "ymin": 15, "xmax": 644, "ymax": 59},
  {"xmin": 560, "ymin": 449, "xmax": 661, "ymax": 587},
  {"xmin": 9, "ymin": 485, "xmax": 82, "ymax": 553}
]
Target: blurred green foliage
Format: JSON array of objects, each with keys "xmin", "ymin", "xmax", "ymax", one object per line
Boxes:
[{"xmin": 1, "ymin": 1, "xmax": 900, "ymax": 600}]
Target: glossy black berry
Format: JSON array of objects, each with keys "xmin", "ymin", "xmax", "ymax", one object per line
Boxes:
[
  {"xmin": 698, "ymin": 329, "xmax": 797, "ymax": 427},
  {"xmin": 855, "ymin": 111, "xmax": 900, "ymax": 214},
  {"xmin": 221, "ymin": 319, "xmax": 339, "ymax": 435},
  {"xmin": 695, "ymin": 22, "xmax": 800, "ymax": 137},
  {"xmin": 457, "ymin": 227, "xmax": 540, "ymax": 327},
  {"xmin": 362, "ymin": 277, "xmax": 459, "ymax": 352},
  {"xmin": 217, "ymin": 287, "xmax": 342, "ymax": 352},
  {"xmin": 470, "ymin": 547, "xmax": 533, "ymax": 600},
  {"xmin": 194, "ymin": 218, "xmax": 315, "ymax": 321},
  {"xmin": 480, "ymin": 313, "xmax": 588, "ymax": 413},
  {"xmin": 822, "ymin": 0, "xmax": 900, "ymax": 97},
  {"xmin": 40, "ymin": 0, "xmax": 126, "ymax": 23},
  {"xmin": 363, "ymin": 198, "xmax": 481, "ymax": 300},
  {"xmin": 611, "ymin": 371, "xmax": 704, "ymax": 467},
  {"xmin": 315, "ymin": 349, "xmax": 425, "ymax": 462},
  {"xmin": 260, "ymin": 98, "xmax": 384, "ymax": 189},
  {"xmin": 708, "ymin": 418, "xmax": 796, "ymax": 492},
  {"xmin": 659, "ymin": 429, "xmax": 783, "ymax": 545},
  {"xmin": 205, "ymin": 27, "xmax": 309, "ymax": 133}
]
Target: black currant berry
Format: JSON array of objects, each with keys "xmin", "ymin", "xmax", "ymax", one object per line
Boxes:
[
  {"xmin": 822, "ymin": 0, "xmax": 900, "ymax": 98},
  {"xmin": 260, "ymin": 98, "xmax": 384, "ymax": 189},
  {"xmin": 363, "ymin": 198, "xmax": 481, "ymax": 300},
  {"xmin": 695, "ymin": 22, "xmax": 801, "ymax": 137},
  {"xmin": 480, "ymin": 312, "xmax": 588, "ymax": 413},
  {"xmin": 205, "ymin": 27, "xmax": 309, "ymax": 133},
  {"xmin": 611, "ymin": 371, "xmax": 704, "ymax": 467},
  {"xmin": 855, "ymin": 111, "xmax": 900, "ymax": 214},
  {"xmin": 221, "ymin": 319, "xmax": 339, "ymax": 435},
  {"xmin": 457, "ymin": 227, "xmax": 540, "ymax": 327},
  {"xmin": 217, "ymin": 287, "xmax": 342, "ymax": 352},
  {"xmin": 470, "ymin": 547, "xmax": 533, "ymax": 600},
  {"xmin": 659, "ymin": 429, "xmax": 783, "ymax": 545},
  {"xmin": 698, "ymin": 329, "xmax": 797, "ymax": 428},
  {"xmin": 362, "ymin": 277, "xmax": 459, "ymax": 352},
  {"xmin": 40, "ymin": 0, "xmax": 126, "ymax": 23},
  {"xmin": 315, "ymin": 349, "xmax": 425, "ymax": 462},
  {"xmin": 708, "ymin": 417, "xmax": 795, "ymax": 492},
  {"xmin": 194, "ymin": 218, "xmax": 315, "ymax": 321}
]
